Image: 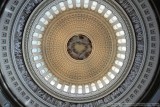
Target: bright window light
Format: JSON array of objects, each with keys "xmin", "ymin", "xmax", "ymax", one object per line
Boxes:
[
  {"xmin": 59, "ymin": 2, "xmax": 66, "ymax": 11},
  {"xmin": 84, "ymin": 0, "xmax": 89, "ymax": 8},
  {"xmin": 41, "ymin": 18, "xmax": 48, "ymax": 25},
  {"xmin": 118, "ymin": 46, "xmax": 126, "ymax": 51},
  {"xmin": 76, "ymin": 0, "xmax": 81, "ymax": 7},
  {"xmin": 71, "ymin": 85, "xmax": 76, "ymax": 93},
  {"xmin": 103, "ymin": 76, "xmax": 110, "ymax": 84},
  {"xmin": 115, "ymin": 60, "xmax": 123, "ymax": 66},
  {"xmin": 91, "ymin": 83, "xmax": 97, "ymax": 91},
  {"xmin": 45, "ymin": 73, "xmax": 52, "ymax": 81},
  {"xmin": 108, "ymin": 72, "xmax": 115, "ymax": 79},
  {"xmin": 32, "ymin": 41, "xmax": 41, "ymax": 45},
  {"xmin": 45, "ymin": 11, "xmax": 53, "ymax": 19},
  {"xmin": 36, "ymin": 63, "xmax": 42, "ymax": 68},
  {"xmin": 67, "ymin": 0, "xmax": 73, "ymax": 8},
  {"xmin": 32, "ymin": 48, "xmax": 40, "ymax": 53},
  {"xmin": 104, "ymin": 10, "xmax": 112, "ymax": 18},
  {"xmin": 112, "ymin": 66, "xmax": 120, "ymax": 73},
  {"xmin": 97, "ymin": 80, "xmax": 103, "ymax": 88},
  {"xmin": 39, "ymin": 68, "xmax": 48, "ymax": 75},
  {"xmin": 50, "ymin": 80, "xmax": 55, "ymax": 85},
  {"xmin": 33, "ymin": 33, "xmax": 38, "ymax": 37},
  {"xmin": 36, "ymin": 25, "xmax": 41, "ymax": 30},
  {"xmin": 98, "ymin": 5, "xmax": 105, "ymax": 13},
  {"xmin": 85, "ymin": 85, "xmax": 90, "ymax": 93},
  {"xmin": 52, "ymin": 6, "xmax": 59, "ymax": 14},
  {"xmin": 117, "ymin": 54, "xmax": 125, "ymax": 59},
  {"xmin": 91, "ymin": 1, "xmax": 97, "ymax": 10},
  {"xmin": 78, "ymin": 85, "xmax": 82, "ymax": 94},
  {"xmin": 113, "ymin": 23, "xmax": 122, "ymax": 30},
  {"xmin": 109, "ymin": 16, "xmax": 117, "ymax": 23},
  {"xmin": 118, "ymin": 39, "xmax": 126, "ymax": 44},
  {"xmin": 64, "ymin": 85, "xmax": 69, "ymax": 92},
  {"xmin": 33, "ymin": 56, "xmax": 38, "ymax": 61},
  {"xmin": 57, "ymin": 84, "xmax": 62, "ymax": 89}
]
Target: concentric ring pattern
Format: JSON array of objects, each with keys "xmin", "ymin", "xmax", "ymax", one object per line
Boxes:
[
  {"xmin": 0, "ymin": 0, "xmax": 159, "ymax": 107},
  {"xmin": 23, "ymin": 0, "xmax": 133, "ymax": 101}
]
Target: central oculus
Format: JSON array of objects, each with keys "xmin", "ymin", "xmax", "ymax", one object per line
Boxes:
[{"xmin": 67, "ymin": 34, "xmax": 92, "ymax": 60}]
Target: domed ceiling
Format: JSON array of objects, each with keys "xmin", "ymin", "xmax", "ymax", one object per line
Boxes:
[{"xmin": 0, "ymin": 0, "xmax": 159, "ymax": 107}]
